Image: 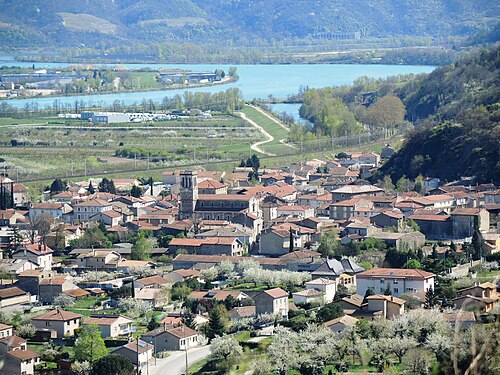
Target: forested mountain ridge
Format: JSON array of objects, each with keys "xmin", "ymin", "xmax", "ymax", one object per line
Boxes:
[
  {"xmin": 376, "ymin": 45, "xmax": 500, "ymax": 184},
  {"xmin": 0, "ymin": 0, "xmax": 497, "ymax": 48}
]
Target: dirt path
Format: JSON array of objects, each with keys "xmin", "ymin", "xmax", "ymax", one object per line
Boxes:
[
  {"xmin": 237, "ymin": 111, "xmax": 276, "ymax": 156},
  {"xmin": 250, "ymin": 105, "xmax": 299, "ymax": 150}
]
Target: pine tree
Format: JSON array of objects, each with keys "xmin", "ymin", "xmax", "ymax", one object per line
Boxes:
[
  {"xmin": 50, "ymin": 178, "xmax": 66, "ymax": 194},
  {"xmin": 147, "ymin": 316, "xmax": 160, "ymax": 332},
  {"xmin": 363, "ymin": 287, "xmax": 375, "ymax": 302},
  {"xmin": 88, "ymin": 181, "xmax": 95, "ymax": 194},
  {"xmin": 207, "ymin": 305, "xmax": 227, "ymax": 339},
  {"xmin": 182, "ymin": 311, "xmax": 196, "ymax": 330},
  {"xmin": 6, "ymin": 227, "xmax": 23, "ymax": 259},
  {"xmin": 383, "ymin": 284, "xmax": 392, "ymax": 296},
  {"xmin": 424, "ymin": 286, "xmax": 438, "ymax": 308},
  {"xmin": 130, "ymin": 185, "xmax": 142, "ymax": 198}
]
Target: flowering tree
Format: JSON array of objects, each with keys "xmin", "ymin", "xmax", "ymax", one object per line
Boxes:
[{"xmin": 53, "ymin": 293, "xmax": 75, "ymax": 308}]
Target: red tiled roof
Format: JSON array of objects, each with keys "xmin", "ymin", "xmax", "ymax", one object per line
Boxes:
[
  {"xmin": 198, "ymin": 194, "xmax": 254, "ymax": 201},
  {"xmin": 451, "ymin": 208, "xmax": 482, "ymax": 216},
  {"xmin": 32, "ymin": 309, "xmax": 82, "ymax": 321},
  {"xmin": 263, "ymin": 288, "xmax": 288, "ymax": 298},
  {"xmin": 23, "ymin": 243, "xmax": 54, "ymax": 255},
  {"xmin": 0, "ymin": 335, "xmax": 26, "ymax": 347},
  {"xmin": 358, "ymin": 267, "xmax": 434, "ymax": 278},
  {"xmin": 6, "ymin": 348, "xmax": 39, "ymax": 360},
  {"xmin": 0, "ymin": 287, "xmax": 26, "ymax": 299},
  {"xmin": 64, "ymin": 288, "xmax": 90, "ymax": 298},
  {"xmin": 136, "ymin": 275, "xmax": 169, "ymax": 286},
  {"xmin": 166, "ymin": 325, "xmax": 198, "ymax": 338},
  {"xmin": 120, "ymin": 339, "xmax": 154, "ymax": 354},
  {"xmin": 198, "ymin": 179, "xmax": 226, "ymax": 189},
  {"xmin": 410, "ymin": 214, "xmax": 450, "ymax": 222}
]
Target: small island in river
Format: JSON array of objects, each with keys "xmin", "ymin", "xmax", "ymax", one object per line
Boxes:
[{"xmin": 0, "ymin": 65, "xmax": 238, "ymax": 100}]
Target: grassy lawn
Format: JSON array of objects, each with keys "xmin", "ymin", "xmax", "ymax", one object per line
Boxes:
[
  {"xmin": 475, "ymin": 269, "xmax": 500, "ymax": 282},
  {"xmin": 72, "ymin": 296, "xmax": 101, "ymax": 309},
  {"xmin": 240, "ymin": 105, "xmax": 292, "ymax": 154}
]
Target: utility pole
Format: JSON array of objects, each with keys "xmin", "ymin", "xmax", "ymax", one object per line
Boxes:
[
  {"xmin": 184, "ymin": 325, "xmax": 189, "ymax": 375},
  {"xmin": 137, "ymin": 338, "xmax": 140, "ymax": 375}
]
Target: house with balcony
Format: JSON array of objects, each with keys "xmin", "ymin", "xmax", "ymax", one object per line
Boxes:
[{"xmin": 83, "ymin": 314, "xmax": 135, "ymax": 338}]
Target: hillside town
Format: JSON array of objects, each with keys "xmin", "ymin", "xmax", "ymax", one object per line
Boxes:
[{"xmin": 0, "ymin": 149, "xmax": 499, "ymax": 375}]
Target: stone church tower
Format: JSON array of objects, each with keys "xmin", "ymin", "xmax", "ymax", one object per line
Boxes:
[{"xmin": 179, "ymin": 170, "xmax": 198, "ymax": 219}]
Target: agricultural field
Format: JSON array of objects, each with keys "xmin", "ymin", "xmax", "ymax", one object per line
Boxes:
[{"xmin": 0, "ymin": 113, "xmax": 260, "ymax": 182}]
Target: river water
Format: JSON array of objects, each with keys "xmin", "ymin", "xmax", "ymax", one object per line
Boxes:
[{"xmin": 1, "ymin": 57, "xmax": 435, "ymax": 108}]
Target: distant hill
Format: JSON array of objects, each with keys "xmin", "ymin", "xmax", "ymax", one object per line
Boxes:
[
  {"xmin": 374, "ymin": 44, "xmax": 500, "ymax": 184},
  {"xmin": 0, "ymin": 0, "xmax": 498, "ymax": 49}
]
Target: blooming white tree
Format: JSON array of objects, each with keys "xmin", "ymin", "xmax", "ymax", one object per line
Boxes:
[
  {"xmin": 15, "ymin": 323, "xmax": 36, "ymax": 339},
  {"xmin": 236, "ymin": 258, "xmax": 260, "ymax": 274},
  {"xmin": 118, "ymin": 297, "xmax": 150, "ymax": 318},
  {"xmin": 217, "ymin": 260, "xmax": 235, "ymax": 278},
  {"xmin": 210, "ymin": 334, "xmax": 243, "ymax": 371},
  {"xmin": 53, "ymin": 293, "xmax": 75, "ymax": 308},
  {"xmin": 267, "ymin": 327, "xmax": 300, "ymax": 375},
  {"xmin": 72, "ymin": 360, "xmax": 92, "ymax": 375},
  {"xmin": 200, "ymin": 267, "xmax": 218, "ymax": 282}
]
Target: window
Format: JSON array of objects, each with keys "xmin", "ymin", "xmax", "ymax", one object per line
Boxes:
[{"xmin": 394, "ymin": 288, "xmax": 399, "ymax": 293}]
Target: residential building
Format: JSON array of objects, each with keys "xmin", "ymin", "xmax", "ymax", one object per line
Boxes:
[
  {"xmin": 73, "ymin": 199, "xmax": 112, "ymax": 222},
  {"xmin": 134, "ymin": 275, "xmax": 170, "ymax": 290},
  {"xmin": 111, "ymin": 339, "xmax": 154, "ymax": 370},
  {"xmin": 311, "ymin": 258, "xmax": 364, "ymax": 285},
  {"xmin": 331, "ymin": 185, "xmax": 384, "ymax": 203},
  {"xmin": 31, "ymin": 309, "xmax": 82, "ymax": 338},
  {"xmin": 254, "ymin": 288, "xmax": 289, "ymax": 317},
  {"xmin": 453, "ymin": 282, "xmax": 499, "ymax": 312},
  {"xmin": 77, "ymin": 250, "xmax": 122, "ymax": 270},
  {"xmin": 0, "ymin": 287, "xmax": 30, "ymax": 308},
  {"xmin": 38, "ymin": 275, "xmax": 76, "ymax": 304},
  {"xmin": 83, "ymin": 314, "xmax": 134, "ymax": 338},
  {"xmin": 198, "ymin": 179, "xmax": 228, "ymax": 194},
  {"xmin": 292, "ymin": 289, "xmax": 324, "ymax": 305},
  {"xmin": 0, "ymin": 345, "xmax": 39, "ymax": 375},
  {"xmin": 324, "ymin": 315, "xmax": 359, "ymax": 333},
  {"xmin": 305, "ymin": 278, "xmax": 337, "ymax": 303},
  {"xmin": 142, "ymin": 325, "xmax": 199, "ymax": 352},
  {"xmin": 356, "ymin": 268, "xmax": 435, "ymax": 297},
  {"xmin": 229, "ymin": 306, "xmax": 256, "ymax": 321},
  {"xmin": 12, "ymin": 244, "xmax": 53, "ymax": 271},
  {"xmin": 368, "ymin": 231, "xmax": 426, "ymax": 251},
  {"xmin": 450, "ymin": 208, "xmax": 490, "ymax": 239},
  {"xmin": 168, "ymin": 237, "xmax": 244, "ymax": 256},
  {"xmin": 29, "ymin": 202, "xmax": 72, "ymax": 222},
  {"xmin": 0, "ymin": 324, "xmax": 13, "ymax": 338}
]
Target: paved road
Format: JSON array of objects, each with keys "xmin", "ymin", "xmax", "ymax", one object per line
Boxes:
[{"xmin": 149, "ymin": 345, "xmax": 211, "ymax": 375}]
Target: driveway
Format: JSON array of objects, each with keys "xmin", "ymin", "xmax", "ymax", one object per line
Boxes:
[{"xmin": 149, "ymin": 345, "xmax": 211, "ymax": 375}]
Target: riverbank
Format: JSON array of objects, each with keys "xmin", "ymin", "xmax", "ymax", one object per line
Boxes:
[
  {"xmin": 0, "ymin": 64, "xmax": 435, "ymax": 108},
  {"xmin": 0, "ymin": 75, "xmax": 238, "ymax": 101}
]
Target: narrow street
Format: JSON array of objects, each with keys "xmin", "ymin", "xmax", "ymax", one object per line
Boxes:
[{"xmin": 149, "ymin": 345, "xmax": 211, "ymax": 375}]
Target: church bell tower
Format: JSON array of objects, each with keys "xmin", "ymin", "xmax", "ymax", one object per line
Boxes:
[{"xmin": 179, "ymin": 170, "xmax": 198, "ymax": 219}]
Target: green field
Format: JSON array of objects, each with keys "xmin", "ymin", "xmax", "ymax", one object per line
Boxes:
[
  {"xmin": 240, "ymin": 106, "xmax": 292, "ymax": 155},
  {"xmin": 0, "ymin": 113, "xmax": 260, "ymax": 182}
]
